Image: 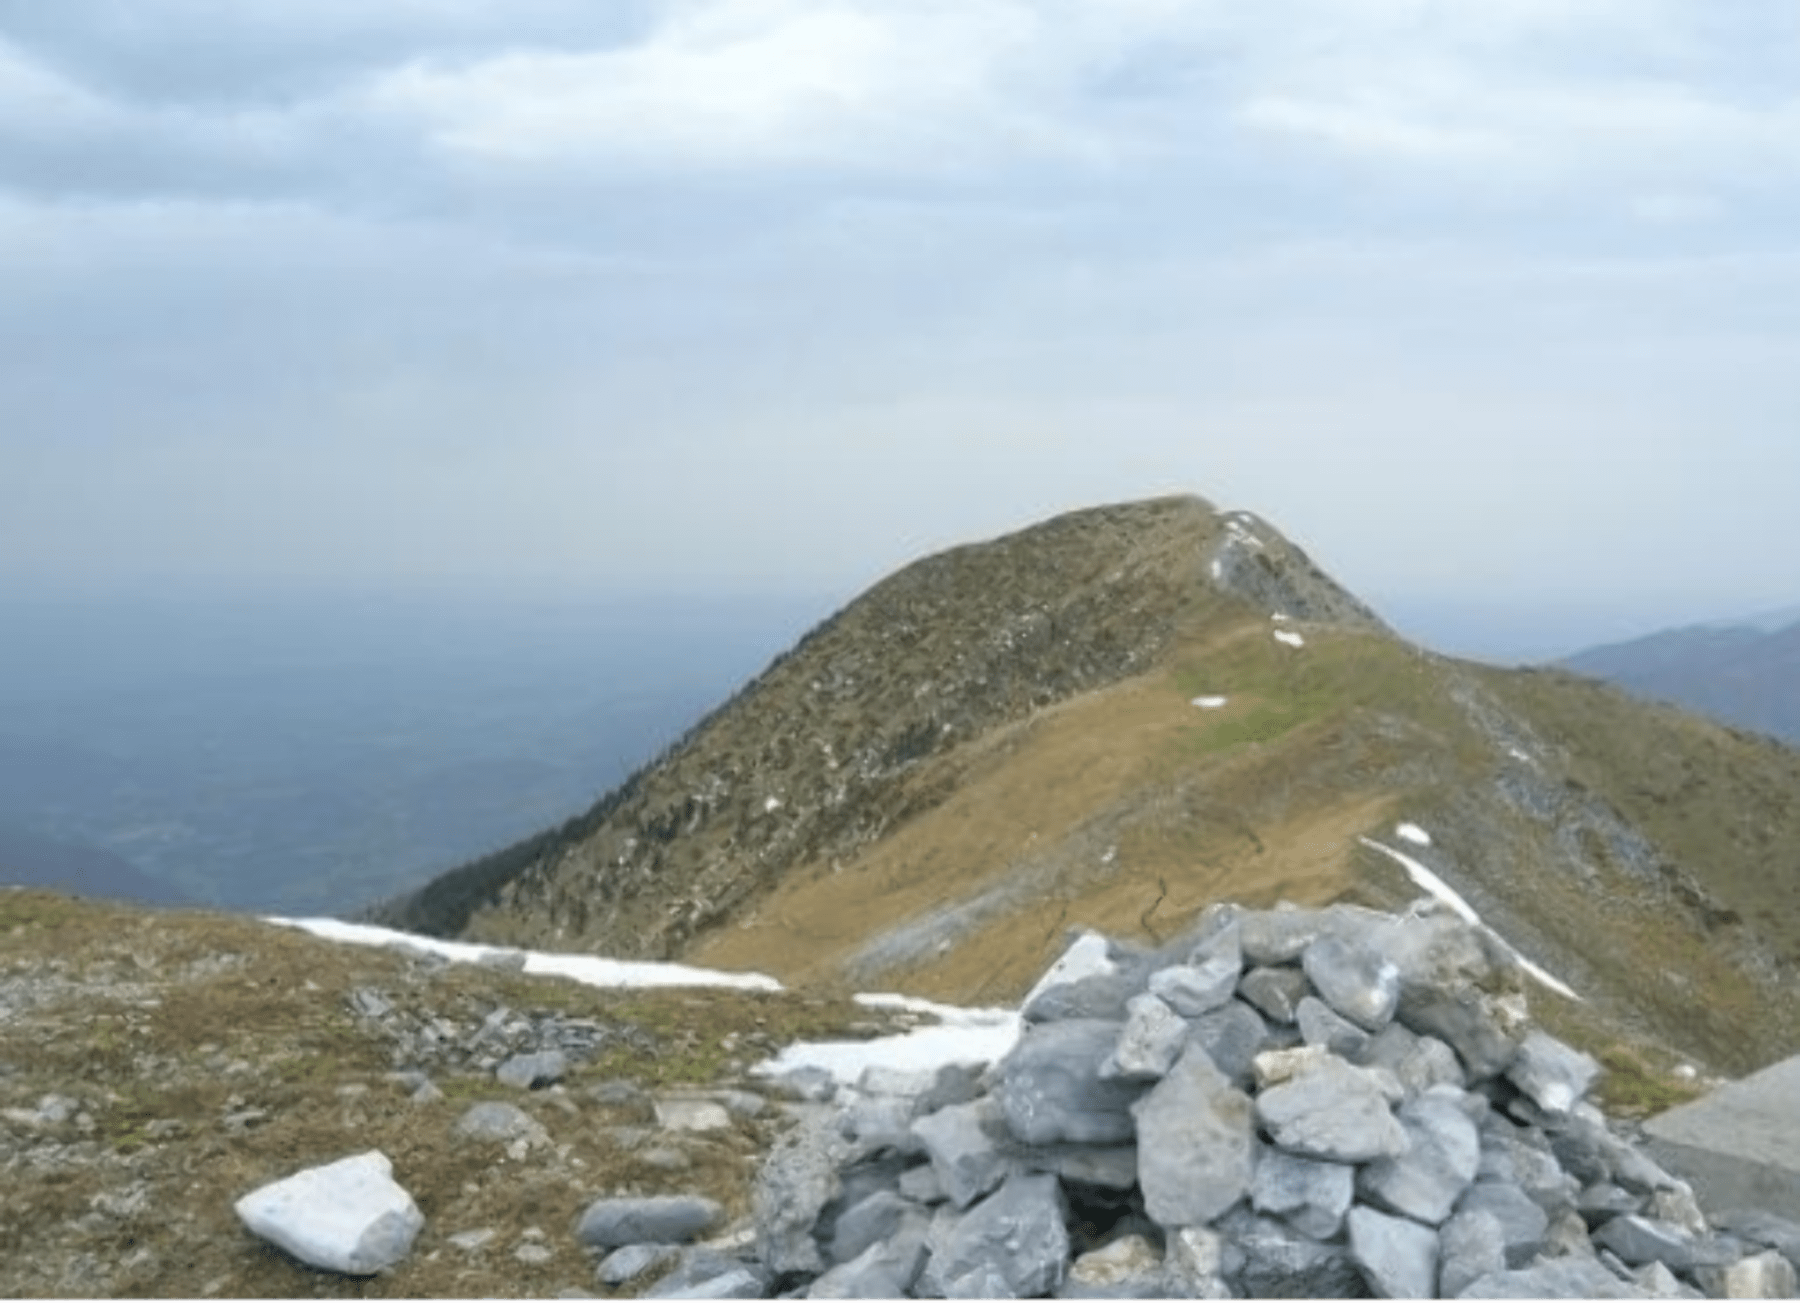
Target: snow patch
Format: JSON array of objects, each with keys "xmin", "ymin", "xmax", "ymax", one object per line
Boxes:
[
  {"xmin": 1190, "ymin": 695, "xmax": 1228, "ymax": 709},
  {"xmin": 1395, "ymin": 823, "xmax": 1432, "ymax": 847},
  {"xmin": 754, "ymin": 995, "xmax": 1020, "ymax": 1084},
  {"xmin": 1356, "ymin": 839, "xmax": 1580, "ymax": 1002},
  {"xmin": 764, "ymin": 796, "xmax": 782, "ymax": 813},
  {"xmin": 1507, "ymin": 747, "xmax": 1535, "ymax": 765},
  {"xmin": 1273, "ymin": 629, "xmax": 1306, "ymax": 648},
  {"xmin": 1209, "ymin": 559, "xmax": 1223, "ymax": 580},
  {"xmin": 262, "ymin": 916, "xmax": 781, "ymax": 992}
]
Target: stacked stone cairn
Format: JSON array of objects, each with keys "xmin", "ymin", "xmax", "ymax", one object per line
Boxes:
[{"xmin": 729, "ymin": 900, "xmax": 1799, "ymax": 1299}]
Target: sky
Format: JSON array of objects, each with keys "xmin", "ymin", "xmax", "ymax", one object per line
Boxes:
[{"xmin": 4, "ymin": 1, "xmax": 1799, "ymax": 658}]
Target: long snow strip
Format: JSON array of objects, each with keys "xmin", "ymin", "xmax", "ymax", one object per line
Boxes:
[
  {"xmin": 263, "ymin": 916, "xmax": 782, "ymax": 992},
  {"xmin": 755, "ymin": 994, "xmax": 1022, "ymax": 1085},
  {"xmin": 1356, "ymin": 838, "xmax": 1581, "ymax": 1002}
]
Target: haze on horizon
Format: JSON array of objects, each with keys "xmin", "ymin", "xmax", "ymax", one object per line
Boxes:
[{"xmin": 4, "ymin": 1, "xmax": 1799, "ymax": 662}]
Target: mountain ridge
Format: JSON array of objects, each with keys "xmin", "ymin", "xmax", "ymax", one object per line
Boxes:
[{"xmin": 377, "ymin": 495, "xmax": 1800, "ymax": 1077}]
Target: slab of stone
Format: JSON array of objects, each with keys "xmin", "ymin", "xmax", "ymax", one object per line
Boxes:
[
  {"xmin": 495, "ymin": 1050, "xmax": 567, "ymax": 1090},
  {"xmin": 1693, "ymin": 1248, "xmax": 1799, "ymax": 1300},
  {"xmin": 1458, "ymin": 1181, "xmax": 1550, "ymax": 1267},
  {"xmin": 807, "ymin": 1214, "xmax": 929, "ymax": 1298},
  {"xmin": 1186, "ymin": 1000, "xmax": 1272, "ymax": 1089},
  {"xmin": 1023, "ymin": 933, "xmax": 1138, "ymax": 1023},
  {"xmin": 994, "ymin": 1019, "xmax": 1145, "ymax": 1145},
  {"xmin": 1255, "ymin": 1051, "xmax": 1409, "ymax": 1163},
  {"xmin": 1101, "ymin": 992, "xmax": 1189, "ymax": 1080},
  {"xmin": 1592, "ymin": 1214, "xmax": 1736, "ymax": 1272},
  {"xmin": 1222, "ymin": 1210, "xmax": 1363, "ymax": 1298},
  {"xmin": 573, "ymin": 1196, "xmax": 723, "ymax": 1249},
  {"xmin": 1642, "ymin": 1054, "xmax": 1800, "ymax": 1222},
  {"xmin": 1297, "ymin": 995, "xmax": 1372, "ymax": 1059},
  {"xmin": 1251, "ymin": 1148, "xmax": 1355, "ymax": 1240},
  {"xmin": 1453, "ymin": 1255, "xmax": 1645, "ymax": 1298},
  {"xmin": 1348, "ymin": 1204, "xmax": 1440, "ymax": 1300},
  {"xmin": 655, "ymin": 1097, "xmax": 734, "ymax": 1133},
  {"xmin": 898, "ymin": 1161, "xmax": 945, "ymax": 1204},
  {"xmin": 828, "ymin": 1190, "xmax": 919, "ymax": 1265},
  {"xmin": 1148, "ymin": 956, "xmax": 1240, "ymax": 1017},
  {"xmin": 1440, "ymin": 1209, "xmax": 1509, "ymax": 1299},
  {"xmin": 453, "ymin": 1101, "xmax": 545, "ymax": 1144},
  {"xmin": 1505, "ymin": 1031, "xmax": 1600, "ymax": 1118},
  {"xmin": 1239, "ymin": 906, "xmax": 1329, "ymax": 966},
  {"xmin": 910, "ymin": 1096, "xmax": 1010, "ymax": 1209},
  {"xmin": 1018, "ymin": 1143, "xmax": 1139, "ymax": 1191},
  {"xmin": 1712, "ymin": 1207, "xmax": 1800, "ymax": 1269},
  {"xmin": 754, "ymin": 1108, "xmax": 843, "ymax": 1274},
  {"xmin": 920, "ymin": 1171, "xmax": 1070, "ymax": 1299},
  {"xmin": 1238, "ymin": 965, "xmax": 1309, "ymax": 1024},
  {"xmin": 1303, "ymin": 934, "xmax": 1400, "ymax": 1031},
  {"xmin": 1360, "ymin": 1090, "xmax": 1483, "ymax": 1225},
  {"xmin": 234, "ymin": 1150, "xmax": 424, "ymax": 1276},
  {"xmin": 595, "ymin": 1243, "xmax": 681, "ymax": 1286},
  {"xmin": 1130, "ymin": 1041, "xmax": 1254, "ymax": 1228}
]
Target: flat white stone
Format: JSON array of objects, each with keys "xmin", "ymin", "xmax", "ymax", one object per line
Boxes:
[{"xmin": 235, "ymin": 1150, "xmax": 423, "ymax": 1275}]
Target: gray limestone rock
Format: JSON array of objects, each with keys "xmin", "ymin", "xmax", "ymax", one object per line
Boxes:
[
  {"xmin": 1505, "ymin": 1032, "xmax": 1600, "ymax": 1118},
  {"xmin": 1255, "ymin": 1051, "xmax": 1409, "ymax": 1163},
  {"xmin": 1303, "ymin": 934, "xmax": 1401, "ymax": 1032},
  {"xmin": 910, "ymin": 1096, "xmax": 1010, "ymax": 1209},
  {"xmin": 1130, "ymin": 1042, "xmax": 1254, "ymax": 1228},
  {"xmin": 829, "ymin": 1189, "xmax": 919, "ymax": 1265},
  {"xmin": 1477, "ymin": 1116, "xmax": 1575, "ymax": 1211},
  {"xmin": 1251, "ymin": 1148, "xmax": 1356, "ymax": 1240},
  {"xmin": 1348, "ymin": 1204, "xmax": 1440, "ymax": 1299},
  {"xmin": 1221, "ymin": 1209, "xmax": 1364, "ymax": 1298},
  {"xmin": 753, "ymin": 1108, "xmax": 843, "ymax": 1275},
  {"xmin": 453, "ymin": 1101, "xmax": 545, "ymax": 1144},
  {"xmin": 1187, "ymin": 1000, "xmax": 1273, "ymax": 1089},
  {"xmin": 1018, "ymin": 1143, "xmax": 1139, "ymax": 1191},
  {"xmin": 573, "ymin": 1196, "xmax": 723, "ymax": 1249},
  {"xmin": 840, "ymin": 1094, "xmax": 922, "ymax": 1156},
  {"xmin": 1439, "ymin": 1210, "xmax": 1509, "ymax": 1299},
  {"xmin": 1631, "ymin": 1260, "xmax": 1703, "ymax": 1299},
  {"xmin": 921, "ymin": 1171, "xmax": 1070, "ymax": 1299},
  {"xmin": 1101, "ymin": 992, "xmax": 1189, "ymax": 1080},
  {"xmin": 1297, "ymin": 995, "xmax": 1372, "ymax": 1059},
  {"xmin": 1693, "ymin": 1249, "xmax": 1799, "ymax": 1300},
  {"xmin": 1458, "ymin": 1182, "xmax": 1550, "ymax": 1267},
  {"xmin": 1239, "ymin": 966, "xmax": 1309, "ymax": 1024},
  {"xmin": 1454, "ymin": 1255, "xmax": 1645, "ymax": 1297},
  {"xmin": 1360, "ymin": 1090, "xmax": 1483, "ymax": 1225},
  {"xmin": 898, "ymin": 1161, "xmax": 946, "ymax": 1205},
  {"xmin": 1591, "ymin": 1214, "xmax": 1737, "ymax": 1272},
  {"xmin": 595, "ymin": 1243, "xmax": 681, "ymax": 1286},
  {"xmin": 1163, "ymin": 1226, "xmax": 1235, "ymax": 1301},
  {"xmin": 1240, "ymin": 907, "xmax": 1329, "ymax": 966},
  {"xmin": 807, "ymin": 1213, "xmax": 930, "ymax": 1298},
  {"xmin": 995, "ymin": 1019, "xmax": 1146, "ymax": 1145},
  {"xmin": 1398, "ymin": 987, "xmax": 1520, "ymax": 1082},
  {"xmin": 1578, "ymin": 1182, "xmax": 1646, "ymax": 1228},
  {"xmin": 495, "ymin": 1049, "xmax": 567, "ymax": 1090},
  {"xmin": 1544, "ymin": 1206, "xmax": 1595, "ymax": 1259},
  {"xmin": 641, "ymin": 1248, "xmax": 767, "ymax": 1299},
  {"xmin": 1149, "ymin": 957, "xmax": 1240, "ymax": 1018},
  {"xmin": 1713, "ymin": 1208, "xmax": 1800, "ymax": 1270}
]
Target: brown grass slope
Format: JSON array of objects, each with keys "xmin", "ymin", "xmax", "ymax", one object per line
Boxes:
[{"xmin": 392, "ymin": 495, "xmax": 1800, "ymax": 1076}]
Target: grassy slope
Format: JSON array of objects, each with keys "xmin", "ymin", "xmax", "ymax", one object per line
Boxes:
[{"xmin": 0, "ymin": 889, "xmax": 903, "ymax": 1300}]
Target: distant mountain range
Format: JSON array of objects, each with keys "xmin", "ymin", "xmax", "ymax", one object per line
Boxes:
[
  {"xmin": 377, "ymin": 495, "xmax": 1800, "ymax": 1079},
  {"xmin": 1560, "ymin": 611, "xmax": 1800, "ymax": 745}
]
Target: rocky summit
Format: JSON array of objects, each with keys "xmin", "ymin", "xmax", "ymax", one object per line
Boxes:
[{"xmin": 615, "ymin": 901, "xmax": 1795, "ymax": 1300}]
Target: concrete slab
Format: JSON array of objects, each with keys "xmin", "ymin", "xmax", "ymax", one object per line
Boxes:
[{"xmin": 1642, "ymin": 1056, "xmax": 1800, "ymax": 1222}]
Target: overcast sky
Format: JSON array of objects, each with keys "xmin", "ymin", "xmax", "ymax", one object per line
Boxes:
[{"xmin": 3, "ymin": 1, "xmax": 1798, "ymax": 655}]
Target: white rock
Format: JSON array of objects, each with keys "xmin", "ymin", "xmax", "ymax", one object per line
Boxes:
[{"xmin": 234, "ymin": 1150, "xmax": 423, "ymax": 1275}]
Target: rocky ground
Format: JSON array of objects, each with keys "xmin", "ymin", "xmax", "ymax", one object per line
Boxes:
[{"xmin": 0, "ymin": 887, "xmax": 911, "ymax": 1298}]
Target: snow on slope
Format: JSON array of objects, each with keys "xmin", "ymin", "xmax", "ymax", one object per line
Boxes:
[{"xmin": 1356, "ymin": 837, "xmax": 1581, "ymax": 1001}]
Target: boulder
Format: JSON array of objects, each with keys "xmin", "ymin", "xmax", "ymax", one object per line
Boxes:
[
  {"xmin": 1239, "ymin": 966, "xmax": 1309, "ymax": 1024},
  {"xmin": 1303, "ymin": 934, "xmax": 1400, "ymax": 1031},
  {"xmin": 1148, "ymin": 957, "xmax": 1240, "ymax": 1017},
  {"xmin": 1130, "ymin": 1042, "xmax": 1254, "ymax": 1228},
  {"xmin": 1348, "ymin": 1204, "xmax": 1440, "ymax": 1299},
  {"xmin": 1453, "ymin": 1255, "xmax": 1644, "ymax": 1297},
  {"xmin": 829, "ymin": 1190, "xmax": 920, "ymax": 1265},
  {"xmin": 754, "ymin": 1108, "xmax": 843, "ymax": 1274},
  {"xmin": 1439, "ymin": 1209, "xmax": 1508, "ymax": 1298},
  {"xmin": 1186, "ymin": 1000, "xmax": 1272, "ymax": 1089},
  {"xmin": 1058, "ymin": 1234, "xmax": 1164, "ymax": 1298},
  {"xmin": 1298, "ymin": 995, "xmax": 1372, "ymax": 1059},
  {"xmin": 1692, "ymin": 1249, "xmax": 1799, "ymax": 1300},
  {"xmin": 453, "ymin": 1101, "xmax": 545, "ymax": 1144},
  {"xmin": 1457, "ymin": 1182, "xmax": 1550, "ymax": 1267},
  {"xmin": 1251, "ymin": 1148, "xmax": 1356, "ymax": 1239},
  {"xmin": 1101, "ymin": 993, "xmax": 1189, "ymax": 1080},
  {"xmin": 234, "ymin": 1150, "xmax": 424, "ymax": 1276},
  {"xmin": 1591, "ymin": 1214, "xmax": 1736, "ymax": 1272},
  {"xmin": 1360, "ymin": 1089, "xmax": 1483, "ymax": 1225},
  {"xmin": 920, "ymin": 1171, "xmax": 1070, "ymax": 1298},
  {"xmin": 1239, "ymin": 906, "xmax": 1330, "ymax": 966},
  {"xmin": 574, "ymin": 1196, "xmax": 723, "ymax": 1249},
  {"xmin": 1163, "ymin": 1226, "xmax": 1234, "ymax": 1300},
  {"xmin": 807, "ymin": 1214, "xmax": 930, "ymax": 1298},
  {"xmin": 1018, "ymin": 1143, "xmax": 1139, "ymax": 1191},
  {"xmin": 1505, "ymin": 1032, "xmax": 1600, "ymax": 1118},
  {"xmin": 596, "ymin": 1243, "xmax": 681, "ymax": 1286},
  {"xmin": 995, "ymin": 1019, "xmax": 1145, "ymax": 1145},
  {"xmin": 495, "ymin": 1050, "xmax": 567, "ymax": 1090},
  {"xmin": 910, "ymin": 1096, "xmax": 1010, "ymax": 1209},
  {"xmin": 1255, "ymin": 1051, "xmax": 1409, "ymax": 1163},
  {"xmin": 1222, "ymin": 1209, "xmax": 1364, "ymax": 1298}
]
